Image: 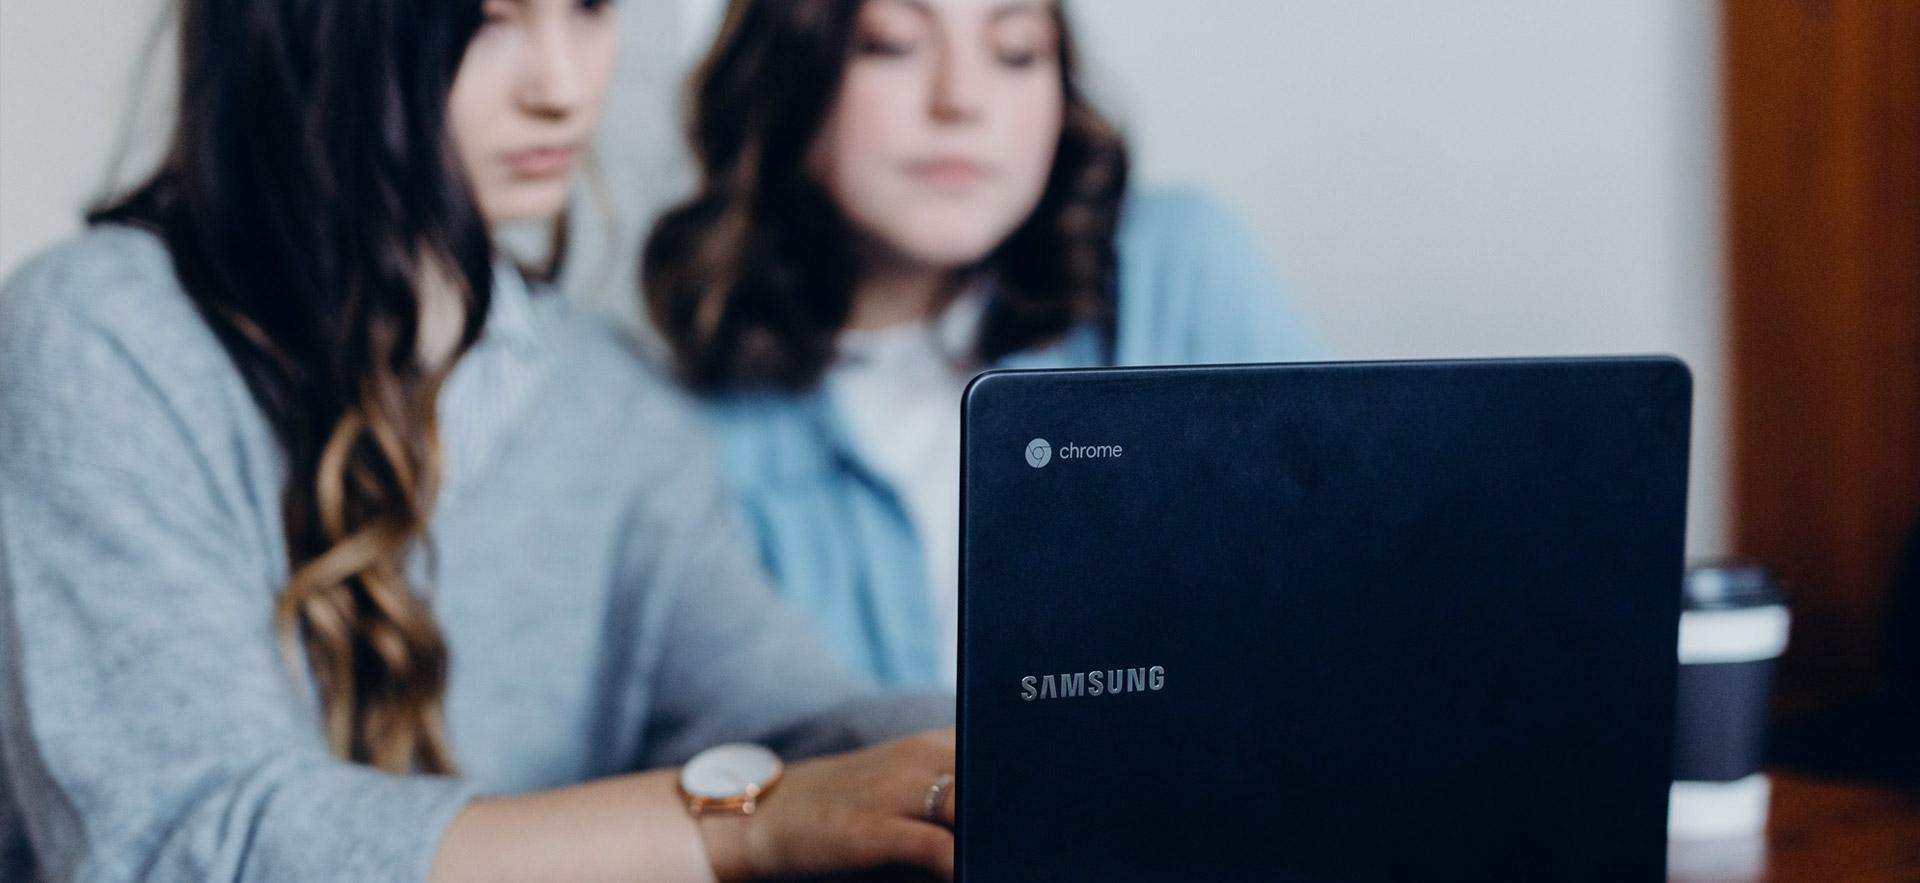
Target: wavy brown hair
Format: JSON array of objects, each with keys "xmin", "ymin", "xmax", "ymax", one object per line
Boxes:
[
  {"xmin": 90, "ymin": 0, "xmax": 495, "ymax": 774},
  {"xmin": 643, "ymin": 0, "xmax": 1128, "ymax": 392}
]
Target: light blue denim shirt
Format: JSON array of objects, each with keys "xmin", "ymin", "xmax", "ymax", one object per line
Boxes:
[{"xmin": 697, "ymin": 188, "xmax": 1321, "ymax": 688}]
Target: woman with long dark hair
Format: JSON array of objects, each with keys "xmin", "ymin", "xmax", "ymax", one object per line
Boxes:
[
  {"xmin": 0, "ymin": 1, "xmax": 958, "ymax": 879},
  {"xmin": 644, "ymin": 0, "xmax": 1319, "ymax": 689}
]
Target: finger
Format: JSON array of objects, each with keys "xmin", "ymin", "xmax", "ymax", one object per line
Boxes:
[
  {"xmin": 939, "ymin": 778, "xmax": 956, "ymax": 827},
  {"xmin": 903, "ymin": 729, "xmax": 957, "ymax": 826},
  {"xmin": 901, "ymin": 768, "xmax": 956, "ymax": 827},
  {"xmin": 873, "ymin": 818, "xmax": 954, "ymax": 880}
]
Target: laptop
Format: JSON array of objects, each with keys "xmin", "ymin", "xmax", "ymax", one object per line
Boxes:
[{"xmin": 957, "ymin": 358, "xmax": 1691, "ymax": 882}]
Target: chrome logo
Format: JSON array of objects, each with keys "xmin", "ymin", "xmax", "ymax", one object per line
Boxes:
[{"xmin": 1025, "ymin": 438, "xmax": 1052, "ymax": 468}]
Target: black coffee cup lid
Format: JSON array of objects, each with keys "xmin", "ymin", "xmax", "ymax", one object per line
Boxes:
[{"xmin": 1684, "ymin": 561, "xmax": 1786, "ymax": 610}]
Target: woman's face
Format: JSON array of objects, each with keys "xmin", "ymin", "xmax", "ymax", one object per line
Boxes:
[
  {"xmin": 811, "ymin": 0, "xmax": 1065, "ymax": 273},
  {"xmin": 449, "ymin": 0, "xmax": 619, "ymax": 225}
]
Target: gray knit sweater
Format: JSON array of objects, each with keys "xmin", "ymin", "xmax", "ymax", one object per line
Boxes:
[{"xmin": 0, "ymin": 227, "xmax": 950, "ymax": 882}]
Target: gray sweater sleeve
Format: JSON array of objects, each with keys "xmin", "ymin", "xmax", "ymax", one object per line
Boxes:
[
  {"xmin": 601, "ymin": 337, "xmax": 954, "ymax": 768},
  {"xmin": 0, "ymin": 236, "xmax": 477, "ymax": 882},
  {"xmin": 626, "ymin": 480, "xmax": 955, "ymax": 766}
]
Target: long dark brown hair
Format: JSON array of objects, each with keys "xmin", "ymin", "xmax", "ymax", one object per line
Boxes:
[
  {"xmin": 90, "ymin": 0, "xmax": 495, "ymax": 774},
  {"xmin": 643, "ymin": 0, "xmax": 1128, "ymax": 392}
]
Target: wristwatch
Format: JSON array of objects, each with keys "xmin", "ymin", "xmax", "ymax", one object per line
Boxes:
[{"xmin": 678, "ymin": 743, "xmax": 784, "ymax": 816}]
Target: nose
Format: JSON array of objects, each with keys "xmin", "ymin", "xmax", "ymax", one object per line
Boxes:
[
  {"xmin": 517, "ymin": 17, "xmax": 585, "ymax": 117},
  {"xmin": 929, "ymin": 41, "xmax": 985, "ymax": 124}
]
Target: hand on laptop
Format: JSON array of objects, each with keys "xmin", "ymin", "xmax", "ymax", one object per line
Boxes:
[{"xmin": 698, "ymin": 728, "xmax": 957, "ymax": 881}]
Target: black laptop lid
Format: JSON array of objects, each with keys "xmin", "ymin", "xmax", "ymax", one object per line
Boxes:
[{"xmin": 957, "ymin": 358, "xmax": 1690, "ymax": 882}]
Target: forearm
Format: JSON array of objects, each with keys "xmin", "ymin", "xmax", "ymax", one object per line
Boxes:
[{"xmin": 428, "ymin": 769, "xmax": 715, "ymax": 883}]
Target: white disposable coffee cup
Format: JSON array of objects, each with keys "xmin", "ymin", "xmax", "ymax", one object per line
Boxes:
[{"xmin": 1668, "ymin": 564, "xmax": 1790, "ymax": 840}]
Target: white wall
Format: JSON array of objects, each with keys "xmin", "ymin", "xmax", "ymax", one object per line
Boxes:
[
  {"xmin": 0, "ymin": 0, "xmax": 172, "ymax": 276},
  {"xmin": 1, "ymin": 0, "xmax": 1727, "ymax": 557}
]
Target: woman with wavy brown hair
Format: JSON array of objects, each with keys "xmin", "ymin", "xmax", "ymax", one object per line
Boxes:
[
  {"xmin": 644, "ymin": 0, "xmax": 1319, "ymax": 690},
  {"xmin": 0, "ymin": 1, "xmax": 962, "ymax": 880}
]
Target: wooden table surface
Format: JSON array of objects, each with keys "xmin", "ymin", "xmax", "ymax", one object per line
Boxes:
[{"xmin": 1667, "ymin": 772, "xmax": 1920, "ymax": 882}]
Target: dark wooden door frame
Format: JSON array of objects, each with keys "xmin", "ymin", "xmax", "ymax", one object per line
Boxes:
[{"xmin": 1723, "ymin": 0, "xmax": 1920, "ymax": 713}]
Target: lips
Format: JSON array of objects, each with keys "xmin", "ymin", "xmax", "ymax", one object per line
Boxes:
[
  {"xmin": 505, "ymin": 145, "xmax": 577, "ymax": 179},
  {"xmin": 907, "ymin": 157, "xmax": 989, "ymax": 189}
]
